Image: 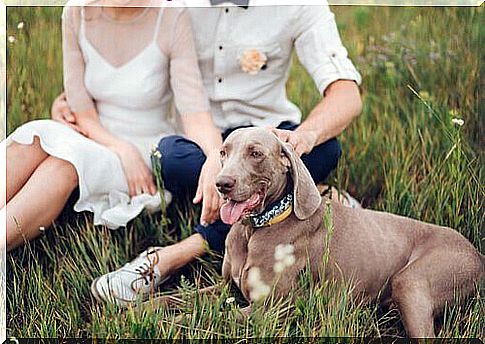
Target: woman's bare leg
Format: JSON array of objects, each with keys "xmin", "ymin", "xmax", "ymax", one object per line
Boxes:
[
  {"xmin": 6, "ymin": 156, "xmax": 78, "ymax": 251},
  {"xmin": 4, "ymin": 137, "xmax": 49, "ymax": 207}
]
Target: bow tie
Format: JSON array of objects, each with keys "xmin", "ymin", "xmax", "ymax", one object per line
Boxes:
[{"xmin": 209, "ymin": 0, "xmax": 249, "ymax": 8}]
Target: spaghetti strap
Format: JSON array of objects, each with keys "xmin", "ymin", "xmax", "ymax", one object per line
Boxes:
[{"xmin": 153, "ymin": 7, "xmax": 165, "ymax": 42}]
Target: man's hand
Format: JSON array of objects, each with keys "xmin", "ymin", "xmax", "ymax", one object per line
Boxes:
[
  {"xmin": 193, "ymin": 151, "xmax": 223, "ymax": 226},
  {"xmin": 51, "ymin": 92, "xmax": 86, "ymax": 135},
  {"xmin": 270, "ymin": 128, "xmax": 318, "ymax": 156}
]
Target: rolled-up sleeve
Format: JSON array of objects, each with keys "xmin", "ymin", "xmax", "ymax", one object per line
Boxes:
[
  {"xmin": 62, "ymin": 6, "xmax": 96, "ymax": 113},
  {"xmin": 294, "ymin": 5, "xmax": 362, "ymax": 95}
]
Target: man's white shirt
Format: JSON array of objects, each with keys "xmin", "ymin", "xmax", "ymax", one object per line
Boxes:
[{"xmin": 187, "ymin": 2, "xmax": 362, "ymax": 131}]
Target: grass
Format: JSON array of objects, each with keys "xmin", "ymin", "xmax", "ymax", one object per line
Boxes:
[{"xmin": 5, "ymin": 5, "xmax": 484, "ymax": 340}]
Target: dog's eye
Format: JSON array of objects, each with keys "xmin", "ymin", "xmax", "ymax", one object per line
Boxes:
[{"xmin": 250, "ymin": 150, "xmax": 263, "ymax": 159}]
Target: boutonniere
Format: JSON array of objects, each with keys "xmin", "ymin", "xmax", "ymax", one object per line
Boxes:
[{"xmin": 239, "ymin": 49, "xmax": 267, "ymax": 75}]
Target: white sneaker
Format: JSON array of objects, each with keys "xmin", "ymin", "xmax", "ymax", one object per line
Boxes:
[{"xmin": 91, "ymin": 247, "xmax": 169, "ymax": 307}]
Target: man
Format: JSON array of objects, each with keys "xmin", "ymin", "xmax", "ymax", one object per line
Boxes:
[{"xmin": 53, "ymin": 2, "xmax": 362, "ymax": 306}]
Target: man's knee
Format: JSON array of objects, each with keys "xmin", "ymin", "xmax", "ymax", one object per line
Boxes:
[
  {"xmin": 302, "ymin": 138, "xmax": 342, "ymax": 183},
  {"xmin": 157, "ymin": 135, "xmax": 184, "ymax": 178},
  {"xmin": 157, "ymin": 135, "xmax": 206, "ymax": 196},
  {"xmin": 320, "ymin": 138, "xmax": 342, "ymax": 168}
]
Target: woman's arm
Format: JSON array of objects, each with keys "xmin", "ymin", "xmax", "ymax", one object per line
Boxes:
[
  {"xmin": 62, "ymin": 7, "xmax": 155, "ymax": 196},
  {"xmin": 74, "ymin": 109, "xmax": 156, "ymax": 196}
]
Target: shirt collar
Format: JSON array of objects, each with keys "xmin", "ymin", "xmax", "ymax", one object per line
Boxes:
[{"xmin": 208, "ymin": 0, "xmax": 249, "ymax": 9}]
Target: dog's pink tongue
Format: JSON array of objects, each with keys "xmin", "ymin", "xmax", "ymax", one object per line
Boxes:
[{"xmin": 220, "ymin": 200, "xmax": 250, "ymax": 225}]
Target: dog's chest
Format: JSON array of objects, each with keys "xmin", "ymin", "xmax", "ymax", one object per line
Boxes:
[{"xmin": 225, "ymin": 220, "xmax": 306, "ymax": 300}]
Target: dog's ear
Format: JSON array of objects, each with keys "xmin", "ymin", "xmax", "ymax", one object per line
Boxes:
[{"xmin": 280, "ymin": 141, "xmax": 321, "ymax": 220}]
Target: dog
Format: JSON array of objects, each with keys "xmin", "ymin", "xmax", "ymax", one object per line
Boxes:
[{"xmin": 215, "ymin": 127, "xmax": 484, "ymax": 338}]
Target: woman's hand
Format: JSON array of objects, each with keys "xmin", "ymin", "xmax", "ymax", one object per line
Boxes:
[
  {"xmin": 113, "ymin": 142, "xmax": 157, "ymax": 197},
  {"xmin": 193, "ymin": 151, "xmax": 223, "ymax": 226},
  {"xmin": 51, "ymin": 92, "xmax": 87, "ymax": 135}
]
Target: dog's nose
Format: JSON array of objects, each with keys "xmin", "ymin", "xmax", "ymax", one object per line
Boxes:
[{"xmin": 216, "ymin": 176, "xmax": 236, "ymax": 194}]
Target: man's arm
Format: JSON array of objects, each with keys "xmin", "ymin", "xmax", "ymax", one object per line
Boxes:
[
  {"xmin": 273, "ymin": 80, "xmax": 361, "ymax": 156},
  {"xmin": 273, "ymin": 6, "xmax": 362, "ymax": 155},
  {"xmin": 299, "ymin": 80, "xmax": 361, "ymax": 153},
  {"xmin": 180, "ymin": 112, "xmax": 223, "ymax": 226}
]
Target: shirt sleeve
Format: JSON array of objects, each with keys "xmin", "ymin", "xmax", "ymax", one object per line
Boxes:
[
  {"xmin": 293, "ymin": 5, "xmax": 362, "ymax": 95},
  {"xmin": 62, "ymin": 6, "xmax": 96, "ymax": 113},
  {"xmin": 167, "ymin": 9, "xmax": 211, "ymax": 115}
]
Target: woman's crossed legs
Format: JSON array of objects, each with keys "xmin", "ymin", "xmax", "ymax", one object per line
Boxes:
[{"xmin": 5, "ymin": 137, "xmax": 78, "ymax": 251}]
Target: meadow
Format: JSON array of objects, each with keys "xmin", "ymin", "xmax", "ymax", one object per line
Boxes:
[{"xmin": 5, "ymin": 5, "xmax": 484, "ymax": 340}]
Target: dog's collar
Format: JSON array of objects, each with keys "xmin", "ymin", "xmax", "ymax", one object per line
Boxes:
[{"xmin": 247, "ymin": 192, "xmax": 293, "ymax": 228}]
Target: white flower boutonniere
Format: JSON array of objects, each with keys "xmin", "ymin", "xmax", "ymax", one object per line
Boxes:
[{"xmin": 239, "ymin": 49, "xmax": 268, "ymax": 75}]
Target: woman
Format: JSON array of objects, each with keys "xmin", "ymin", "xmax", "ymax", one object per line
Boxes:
[{"xmin": 4, "ymin": 0, "xmax": 222, "ymax": 251}]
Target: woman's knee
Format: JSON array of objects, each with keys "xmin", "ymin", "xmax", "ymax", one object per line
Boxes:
[{"xmin": 44, "ymin": 157, "xmax": 78, "ymax": 190}]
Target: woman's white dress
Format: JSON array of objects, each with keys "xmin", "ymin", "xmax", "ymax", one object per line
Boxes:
[{"xmin": 7, "ymin": 8, "xmax": 179, "ymax": 229}]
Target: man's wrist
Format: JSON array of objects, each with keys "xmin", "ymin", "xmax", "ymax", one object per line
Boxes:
[
  {"xmin": 206, "ymin": 147, "xmax": 221, "ymax": 160},
  {"xmin": 295, "ymin": 127, "xmax": 321, "ymax": 146}
]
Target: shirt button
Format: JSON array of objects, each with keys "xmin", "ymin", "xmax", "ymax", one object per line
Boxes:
[
  {"xmin": 225, "ymin": 8, "xmax": 229, "ymax": 13},
  {"xmin": 219, "ymin": 45, "xmax": 223, "ymax": 50},
  {"xmin": 218, "ymin": 78, "xmax": 223, "ymax": 83}
]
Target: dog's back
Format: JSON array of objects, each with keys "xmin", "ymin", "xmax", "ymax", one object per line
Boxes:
[{"xmin": 325, "ymin": 199, "xmax": 484, "ymax": 301}]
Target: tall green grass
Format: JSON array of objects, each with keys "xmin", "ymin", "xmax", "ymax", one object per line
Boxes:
[{"xmin": 6, "ymin": 5, "xmax": 484, "ymax": 339}]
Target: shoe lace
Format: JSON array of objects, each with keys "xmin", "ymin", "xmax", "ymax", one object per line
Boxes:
[
  {"xmin": 130, "ymin": 248, "xmax": 161, "ymax": 290},
  {"xmin": 134, "ymin": 261, "xmax": 156, "ymax": 286}
]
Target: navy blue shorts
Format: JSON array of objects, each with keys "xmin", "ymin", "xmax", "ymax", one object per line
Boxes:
[{"xmin": 156, "ymin": 122, "xmax": 341, "ymax": 253}]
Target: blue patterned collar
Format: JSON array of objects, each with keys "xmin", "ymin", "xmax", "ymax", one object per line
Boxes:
[{"xmin": 247, "ymin": 192, "xmax": 293, "ymax": 228}]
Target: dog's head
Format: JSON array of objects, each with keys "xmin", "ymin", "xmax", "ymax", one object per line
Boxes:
[{"xmin": 216, "ymin": 127, "xmax": 321, "ymax": 225}]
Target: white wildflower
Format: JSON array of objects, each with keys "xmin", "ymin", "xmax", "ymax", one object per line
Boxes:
[
  {"xmin": 150, "ymin": 144, "xmax": 162, "ymax": 158},
  {"xmin": 8, "ymin": 35, "xmax": 16, "ymax": 43},
  {"xmin": 225, "ymin": 296, "xmax": 235, "ymax": 304},
  {"xmin": 451, "ymin": 118, "xmax": 464, "ymax": 127},
  {"xmin": 273, "ymin": 243, "xmax": 296, "ymax": 274},
  {"xmin": 273, "ymin": 261, "xmax": 285, "ymax": 274},
  {"xmin": 17, "ymin": 22, "xmax": 25, "ymax": 30},
  {"xmin": 39, "ymin": 226, "xmax": 45, "ymax": 232},
  {"xmin": 274, "ymin": 243, "xmax": 294, "ymax": 261},
  {"xmin": 247, "ymin": 267, "xmax": 270, "ymax": 302},
  {"xmin": 247, "ymin": 266, "xmax": 262, "ymax": 286},
  {"xmin": 283, "ymin": 254, "xmax": 295, "ymax": 267}
]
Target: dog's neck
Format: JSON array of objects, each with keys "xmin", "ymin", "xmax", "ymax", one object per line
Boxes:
[
  {"xmin": 244, "ymin": 175, "xmax": 294, "ymax": 229},
  {"xmin": 264, "ymin": 173, "xmax": 292, "ymax": 207}
]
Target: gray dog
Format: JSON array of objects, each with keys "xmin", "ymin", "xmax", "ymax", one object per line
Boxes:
[{"xmin": 215, "ymin": 127, "xmax": 484, "ymax": 338}]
